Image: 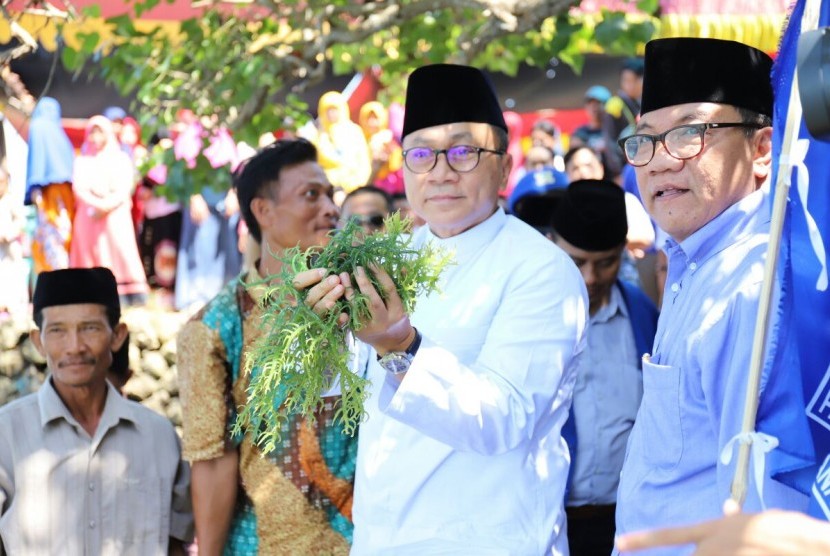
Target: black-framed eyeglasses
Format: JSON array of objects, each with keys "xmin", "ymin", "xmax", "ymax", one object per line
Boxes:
[
  {"xmin": 618, "ymin": 122, "xmax": 764, "ymax": 167},
  {"xmin": 402, "ymin": 145, "xmax": 505, "ymax": 174},
  {"xmin": 343, "ymin": 213, "xmax": 385, "ymax": 229}
]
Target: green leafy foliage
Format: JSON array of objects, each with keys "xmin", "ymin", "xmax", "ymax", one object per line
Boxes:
[
  {"xmin": 594, "ymin": 9, "xmax": 657, "ymax": 56},
  {"xmin": 234, "ymin": 214, "xmax": 453, "ymax": 451},
  {"xmin": 134, "ymin": 0, "xmax": 161, "ymax": 18},
  {"xmin": 61, "ymin": 46, "xmax": 79, "ymax": 71},
  {"xmin": 637, "ymin": 0, "xmax": 660, "ymax": 14}
]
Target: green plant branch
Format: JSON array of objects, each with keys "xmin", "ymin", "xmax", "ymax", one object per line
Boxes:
[{"xmin": 234, "ymin": 214, "xmax": 453, "ymax": 451}]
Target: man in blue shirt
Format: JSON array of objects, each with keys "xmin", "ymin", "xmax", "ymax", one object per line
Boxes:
[
  {"xmin": 548, "ymin": 180, "xmax": 657, "ymax": 555},
  {"xmin": 613, "ymin": 37, "xmax": 810, "ymax": 555}
]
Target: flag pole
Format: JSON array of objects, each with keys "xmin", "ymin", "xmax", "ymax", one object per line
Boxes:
[{"xmin": 729, "ymin": 0, "xmax": 821, "ymax": 507}]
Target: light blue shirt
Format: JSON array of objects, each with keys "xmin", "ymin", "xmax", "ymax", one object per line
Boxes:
[
  {"xmin": 569, "ymin": 284, "xmax": 642, "ymax": 506},
  {"xmin": 615, "ymin": 187, "xmax": 809, "ymax": 555},
  {"xmin": 351, "ymin": 209, "xmax": 588, "ymax": 556}
]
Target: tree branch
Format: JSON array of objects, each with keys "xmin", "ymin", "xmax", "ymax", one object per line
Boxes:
[{"xmin": 455, "ymin": 0, "xmax": 576, "ymax": 63}]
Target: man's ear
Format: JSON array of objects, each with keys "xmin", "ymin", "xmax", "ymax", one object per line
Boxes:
[
  {"xmin": 250, "ymin": 196, "xmax": 272, "ymax": 234},
  {"xmin": 30, "ymin": 328, "xmax": 45, "ymax": 357},
  {"xmin": 753, "ymin": 126, "xmax": 773, "ymax": 183},
  {"xmin": 110, "ymin": 322, "xmax": 128, "ymax": 352},
  {"xmin": 499, "ymin": 153, "xmax": 514, "ymax": 191}
]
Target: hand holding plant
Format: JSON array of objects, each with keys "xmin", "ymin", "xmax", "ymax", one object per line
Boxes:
[{"xmin": 234, "ymin": 213, "xmax": 452, "ymax": 451}]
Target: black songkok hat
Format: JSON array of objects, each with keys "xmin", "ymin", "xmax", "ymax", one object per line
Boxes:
[
  {"xmin": 33, "ymin": 267, "xmax": 121, "ymax": 320},
  {"xmin": 553, "ymin": 180, "xmax": 627, "ymax": 251},
  {"xmin": 514, "ymin": 190, "xmax": 566, "ymax": 233},
  {"xmin": 641, "ymin": 38, "xmax": 773, "ymax": 118},
  {"xmin": 402, "ymin": 64, "xmax": 507, "ymax": 140}
]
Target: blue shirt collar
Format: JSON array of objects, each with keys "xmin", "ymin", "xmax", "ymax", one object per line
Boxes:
[
  {"xmin": 664, "ymin": 185, "xmax": 770, "ymax": 269},
  {"xmin": 592, "ymin": 283, "xmax": 627, "ymax": 325}
]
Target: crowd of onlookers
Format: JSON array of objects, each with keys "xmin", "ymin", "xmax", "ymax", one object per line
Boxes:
[
  {"xmin": 10, "ymin": 100, "xmax": 244, "ymax": 316},
  {"xmin": 0, "ymin": 57, "xmax": 662, "ymax": 320}
]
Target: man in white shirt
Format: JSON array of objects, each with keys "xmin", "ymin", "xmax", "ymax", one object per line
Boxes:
[{"xmin": 304, "ymin": 64, "xmax": 588, "ymax": 555}]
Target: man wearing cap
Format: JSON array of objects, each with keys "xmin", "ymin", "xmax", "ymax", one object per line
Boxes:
[
  {"xmin": 507, "ymin": 163, "xmax": 569, "ymax": 236},
  {"xmin": 613, "ymin": 37, "xmax": 810, "ymax": 554},
  {"xmin": 546, "ymin": 180, "xmax": 657, "ymax": 555},
  {"xmin": 303, "ymin": 64, "xmax": 587, "ymax": 554},
  {"xmin": 572, "ymin": 85, "xmax": 624, "ymax": 179},
  {"xmin": 606, "ymin": 57, "xmax": 645, "ymax": 140},
  {"xmin": 563, "ymin": 145, "xmax": 655, "ymax": 259},
  {"xmin": 0, "ymin": 267, "xmax": 193, "ymax": 555}
]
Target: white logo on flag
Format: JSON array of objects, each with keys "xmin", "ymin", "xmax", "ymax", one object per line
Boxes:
[
  {"xmin": 812, "ymin": 453, "xmax": 830, "ymax": 520},
  {"xmin": 786, "ymin": 138, "xmax": 828, "ymax": 291},
  {"xmin": 807, "ymin": 363, "xmax": 830, "ymax": 432}
]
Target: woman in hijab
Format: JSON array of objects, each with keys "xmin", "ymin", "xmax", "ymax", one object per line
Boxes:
[
  {"xmin": 119, "ymin": 116, "xmax": 148, "ymax": 234},
  {"xmin": 316, "ymin": 91, "xmax": 371, "ymax": 195},
  {"xmin": 69, "ymin": 115, "xmax": 149, "ymax": 305},
  {"xmin": 358, "ymin": 101, "xmax": 404, "ymax": 195},
  {"xmin": 25, "ymin": 97, "xmax": 76, "ymax": 273}
]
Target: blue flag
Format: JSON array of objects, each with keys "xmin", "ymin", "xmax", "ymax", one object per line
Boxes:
[{"xmin": 770, "ymin": 0, "xmax": 830, "ymax": 519}]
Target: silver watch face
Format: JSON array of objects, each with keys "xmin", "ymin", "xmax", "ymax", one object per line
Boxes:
[{"xmin": 378, "ymin": 352, "xmax": 413, "ymax": 375}]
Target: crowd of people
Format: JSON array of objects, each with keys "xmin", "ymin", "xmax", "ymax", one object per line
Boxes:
[{"xmin": 1, "ymin": 34, "xmax": 827, "ymax": 556}]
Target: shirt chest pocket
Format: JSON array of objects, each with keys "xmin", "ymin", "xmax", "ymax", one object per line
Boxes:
[
  {"xmin": 103, "ymin": 477, "xmax": 169, "ymax": 554},
  {"xmin": 639, "ymin": 357, "xmax": 684, "ymax": 470}
]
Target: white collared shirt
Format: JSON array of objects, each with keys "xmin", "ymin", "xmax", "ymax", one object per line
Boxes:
[{"xmin": 352, "ymin": 209, "xmax": 588, "ymax": 555}]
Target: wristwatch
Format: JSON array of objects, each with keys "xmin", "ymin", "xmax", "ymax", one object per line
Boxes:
[{"xmin": 377, "ymin": 328, "xmax": 422, "ymax": 375}]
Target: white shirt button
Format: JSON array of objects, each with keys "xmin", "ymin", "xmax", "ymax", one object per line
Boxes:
[
  {"xmin": 88, "ymin": 482, "xmax": 94, "ymax": 491},
  {"xmin": 89, "ymin": 520, "xmax": 95, "ymax": 529},
  {"xmin": 689, "ymin": 262, "xmax": 697, "ymax": 271},
  {"xmin": 671, "ymin": 283, "xmax": 680, "ymax": 293}
]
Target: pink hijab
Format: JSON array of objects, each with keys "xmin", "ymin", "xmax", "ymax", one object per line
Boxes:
[{"xmin": 82, "ymin": 115, "xmax": 121, "ymax": 156}]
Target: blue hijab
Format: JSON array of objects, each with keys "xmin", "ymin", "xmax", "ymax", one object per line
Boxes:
[{"xmin": 25, "ymin": 97, "xmax": 75, "ymax": 205}]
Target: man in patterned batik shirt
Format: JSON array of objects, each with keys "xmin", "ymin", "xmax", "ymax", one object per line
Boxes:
[{"xmin": 177, "ymin": 139, "xmax": 357, "ymax": 555}]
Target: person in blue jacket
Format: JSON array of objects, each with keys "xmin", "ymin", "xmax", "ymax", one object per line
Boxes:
[{"xmin": 550, "ymin": 179, "xmax": 658, "ymax": 556}]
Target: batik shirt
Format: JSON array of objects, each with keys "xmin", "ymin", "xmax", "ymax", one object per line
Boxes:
[{"xmin": 178, "ymin": 269, "xmax": 358, "ymax": 555}]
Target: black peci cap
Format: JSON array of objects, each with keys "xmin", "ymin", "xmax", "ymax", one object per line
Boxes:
[
  {"xmin": 402, "ymin": 64, "xmax": 507, "ymax": 140},
  {"xmin": 33, "ymin": 267, "xmax": 121, "ymax": 321},
  {"xmin": 641, "ymin": 38, "xmax": 773, "ymax": 118},
  {"xmin": 553, "ymin": 180, "xmax": 628, "ymax": 251}
]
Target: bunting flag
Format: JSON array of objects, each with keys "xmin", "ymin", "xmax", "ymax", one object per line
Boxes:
[{"xmin": 769, "ymin": 0, "xmax": 830, "ymax": 519}]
